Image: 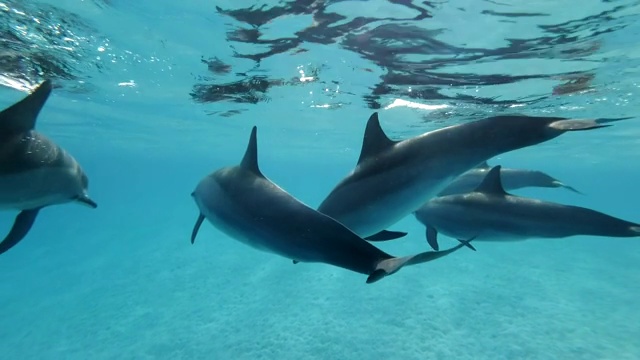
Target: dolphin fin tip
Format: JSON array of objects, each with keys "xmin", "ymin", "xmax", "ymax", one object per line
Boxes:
[
  {"xmin": 366, "ymin": 269, "xmax": 387, "ymax": 284},
  {"xmin": 364, "ymin": 230, "xmax": 407, "ymax": 241},
  {"xmin": 458, "ymin": 238, "xmax": 477, "ymax": 251}
]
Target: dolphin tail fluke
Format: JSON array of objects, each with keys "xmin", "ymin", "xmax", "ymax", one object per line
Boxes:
[
  {"xmin": 457, "ymin": 236, "xmax": 477, "ymax": 251},
  {"xmin": 191, "ymin": 213, "xmax": 205, "ymax": 244},
  {"xmin": 0, "ymin": 209, "xmax": 41, "ymax": 255},
  {"xmin": 366, "ymin": 239, "xmax": 475, "ymax": 284},
  {"xmin": 365, "ymin": 230, "xmax": 408, "ymax": 241},
  {"xmin": 427, "ymin": 226, "xmax": 476, "ymax": 251},
  {"xmin": 594, "ymin": 116, "xmax": 634, "ymax": 125}
]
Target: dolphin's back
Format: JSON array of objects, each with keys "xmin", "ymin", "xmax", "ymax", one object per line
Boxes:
[{"xmin": 0, "ymin": 131, "xmax": 73, "ymax": 175}]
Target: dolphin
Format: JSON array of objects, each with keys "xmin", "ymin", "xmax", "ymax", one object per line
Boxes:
[
  {"xmin": 190, "ymin": 126, "xmax": 473, "ymax": 284},
  {"xmin": 0, "ymin": 80, "xmax": 97, "ymax": 255},
  {"xmin": 437, "ymin": 161, "xmax": 581, "ymax": 196},
  {"xmin": 317, "ymin": 112, "xmax": 629, "ymax": 241},
  {"xmin": 415, "ymin": 165, "xmax": 640, "ymax": 250}
]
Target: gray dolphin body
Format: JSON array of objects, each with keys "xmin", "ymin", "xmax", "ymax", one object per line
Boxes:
[
  {"xmin": 0, "ymin": 80, "xmax": 97, "ymax": 255},
  {"xmin": 437, "ymin": 161, "xmax": 581, "ymax": 196},
  {"xmin": 317, "ymin": 112, "xmax": 627, "ymax": 240},
  {"xmin": 415, "ymin": 165, "xmax": 640, "ymax": 250},
  {"xmin": 190, "ymin": 126, "xmax": 472, "ymax": 284}
]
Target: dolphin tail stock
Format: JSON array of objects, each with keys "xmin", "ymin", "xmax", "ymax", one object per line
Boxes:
[
  {"xmin": 364, "ymin": 230, "xmax": 408, "ymax": 241},
  {"xmin": 0, "ymin": 208, "xmax": 42, "ymax": 255},
  {"xmin": 548, "ymin": 116, "xmax": 633, "ymax": 132},
  {"xmin": 366, "ymin": 238, "xmax": 476, "ymax": 284}
]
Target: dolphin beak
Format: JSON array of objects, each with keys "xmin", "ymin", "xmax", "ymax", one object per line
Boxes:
[
  {"xmin": 551, "ymin": 180, "xmax": 583, "ymax": 194},
  {"xmin": 76, "ymin": 194, "xmax": 98, "ymax": 208}
]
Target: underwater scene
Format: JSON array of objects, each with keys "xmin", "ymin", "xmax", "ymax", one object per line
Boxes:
[{"xmin": 1, "ymin": 0, "xmax": 640, "ymax": 359}]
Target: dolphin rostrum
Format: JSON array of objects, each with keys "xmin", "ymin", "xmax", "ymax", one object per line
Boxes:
[
  {"xmin": 415, "ymin": 165, "xmax": 640, "ymax": 250},
  {"xmin": 0, "ymin": 80, "xmax": 97, "ymax": 255},
  {"xmin": 437, "ymin": 161, "xmax": 581, "ymax": 196},
  {"xmin": 190, "ymin": 126, "xmax": 473, "ymax": 284},
  {"xmin": 317, "ymin": 112, "xmax": 628, "ymax": 241}
]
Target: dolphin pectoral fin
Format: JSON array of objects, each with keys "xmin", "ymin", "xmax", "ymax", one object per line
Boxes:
[
  {"xmin": 364, "ymin": 230, "xmax": 408, "ymax": 241},
  {"xmin": 292, "ymin": 260, "xmax": 299, "ymax": 264},
  {"xmin": 366, "ymin": 239, "xmax": 475, "ymax": 284},
  {"xmin": 191, "ymin": 214, "xmax": 205, "ymax": 244},
  {"xmin": 426, "ymin": 226, "xmax": 439, "ymax": 251},
  {"xmin": 0, "ymin": 208, "xmax": 41, "ymax": 255}
]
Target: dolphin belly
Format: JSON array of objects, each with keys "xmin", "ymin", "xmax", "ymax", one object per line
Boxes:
[
  {"xmin": 416, "ymin": 200, "xmax": 547, "ymax": 242},
  {"xmin": 319, "ymin": 168, "xmax": 458, "ymax": 237},
  {"xmin": 0, "ymin": 167, "xmax": 80, "ymax": 210},
  {"xmin": 194, "ymin": 179, "xmax": 332, "ymax": 263},
  {"xmin": 416, "ymin": 195, "xmax": 637, "ymax": 242}
]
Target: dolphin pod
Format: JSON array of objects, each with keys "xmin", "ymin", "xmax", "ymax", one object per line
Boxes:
[
  {"xmin": 316, "ymin": 112, "xmax": 628, "ymax": 241},
  {"xmin": 1, "ymin": 80, "xmax": 637, "ymax": 285},
  {"xmin": 0, "ymin": 80, "xmax": 97, "ymax": 255},
  {"xmin": 415, "ymin": 165, "xmax": 640, "ymax": 250},
  {"xmin": 190, "ymin": 126, "xmax": 473, "ymax": 283}
]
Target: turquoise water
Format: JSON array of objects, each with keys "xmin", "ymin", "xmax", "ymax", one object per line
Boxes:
[{"xmin": 1, "ymin": 0, "xmax": 640, "ymax": 359}]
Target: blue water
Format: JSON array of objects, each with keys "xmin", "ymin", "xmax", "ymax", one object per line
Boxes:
[{"xmin": 1, "ymin": 0, "xmax": 640, "ymax": 359}]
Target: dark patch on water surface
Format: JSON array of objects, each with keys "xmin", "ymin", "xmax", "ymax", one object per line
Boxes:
[
  {"xmin": 1, "ymin": 0, "xmax": 638, "ymax": 118},
  {"xmin": 191, "ymin": 0, "xmax": 637, "ymax": 111},
  {"xmin": 0, "ymin": 0, "xmax": 109, "ymax": 90}
]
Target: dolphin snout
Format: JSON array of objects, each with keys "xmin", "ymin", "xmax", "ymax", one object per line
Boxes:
[{"xmin": 76, "ymin": 193, "xmax": 98, "ymax": 208}]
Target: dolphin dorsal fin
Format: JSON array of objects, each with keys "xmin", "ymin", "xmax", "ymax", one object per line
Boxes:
[
  {"xmin": 357, "ymin": 112, "xmax": 397, "ymax": 165},
  {"xmin": 476, "ymin": 161, "xmax": 490, "ymax": 169},
  {"xmin": 240, "ymin": 126, "xmax": 263, "ymax": 176},
  {"xmin": 0, "ymin": 80, "xmax": 52, "ymax": 136},
  {"xmin": 474, "ymin": 165, "xmax": 507, "ymax": 195}
]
